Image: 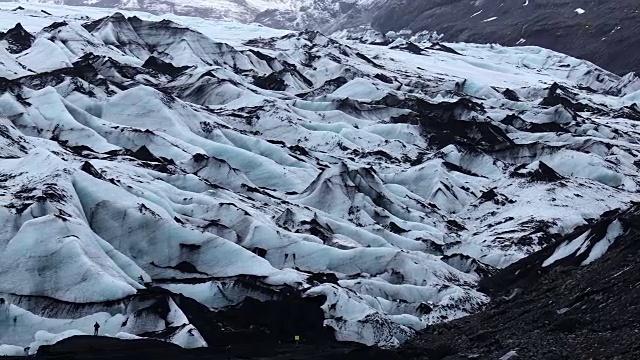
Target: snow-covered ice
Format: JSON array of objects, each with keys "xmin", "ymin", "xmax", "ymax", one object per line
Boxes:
[{"xmin": 0, "ymin": 1, "xmax": 638, "ymax": 351}]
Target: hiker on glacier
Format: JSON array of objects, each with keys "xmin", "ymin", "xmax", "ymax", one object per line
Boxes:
[
  {"xmin": 94, "ymin": 322, "xmax": 100, "ymax": 336},
  {"xmin": 0, "ymin": 298, "xmax": 8, "ymax": 321}
]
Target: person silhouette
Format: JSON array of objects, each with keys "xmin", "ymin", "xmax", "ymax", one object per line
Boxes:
[
  {"xmin": 93, "ymin": 322, "xmax": 100, "ymax": 336},
  {"xmin": 0, "ymin": 298, "xmax": 8, "ymax": 320}
]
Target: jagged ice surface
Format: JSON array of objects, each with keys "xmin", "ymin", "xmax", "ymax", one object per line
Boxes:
[{"xmin": 0, "ymin": 2, "xmax": 640, "ymax": 351}]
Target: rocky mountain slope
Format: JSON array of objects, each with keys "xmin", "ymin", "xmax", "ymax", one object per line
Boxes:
[
  {"xmin": 403, "ymin": 204, "xmax": 640, "ymax": 359},
  {"xmin": 372, "ymin": 0, "xmax": 640, "ymax": 76},
  {"xmin": 1, "ymin": 2, "xmax": 640, "ymax": 355}
]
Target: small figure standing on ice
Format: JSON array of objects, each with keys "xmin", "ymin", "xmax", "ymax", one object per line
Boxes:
[
  {"xmin": 93, "ymin": 322, "xmax": 100, "ymax": 336},
  {"xmin": 0, "ymin": 297, "xmax": 9, "ymax": 320}
]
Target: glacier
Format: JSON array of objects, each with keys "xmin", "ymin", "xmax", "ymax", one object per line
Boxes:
[{"xmin": 0, "ymin": 1, "xmax": 639, "ymax": 352}]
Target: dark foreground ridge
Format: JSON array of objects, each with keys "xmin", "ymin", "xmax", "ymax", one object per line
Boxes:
[
  {"xmin": 2, "ymin": 288, "xmax": 400, "ymax": 360},
  {"xmin": 4, "ymin": 337, "xmax": 399, "ymax": 360}
]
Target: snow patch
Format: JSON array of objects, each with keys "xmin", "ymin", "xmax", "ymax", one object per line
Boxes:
[
  {"xmin": 543, "ymin": 231, "xmax": 591, "ymax": 267},
  {"xmin": 582, "ymin": 220, "xmax": 623, "ymax": 265}
]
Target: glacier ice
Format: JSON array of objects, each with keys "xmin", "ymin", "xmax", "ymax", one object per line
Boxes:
[{"xmin": 0, "ymin": 2, "xmax": 639, "ymax": 351}]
